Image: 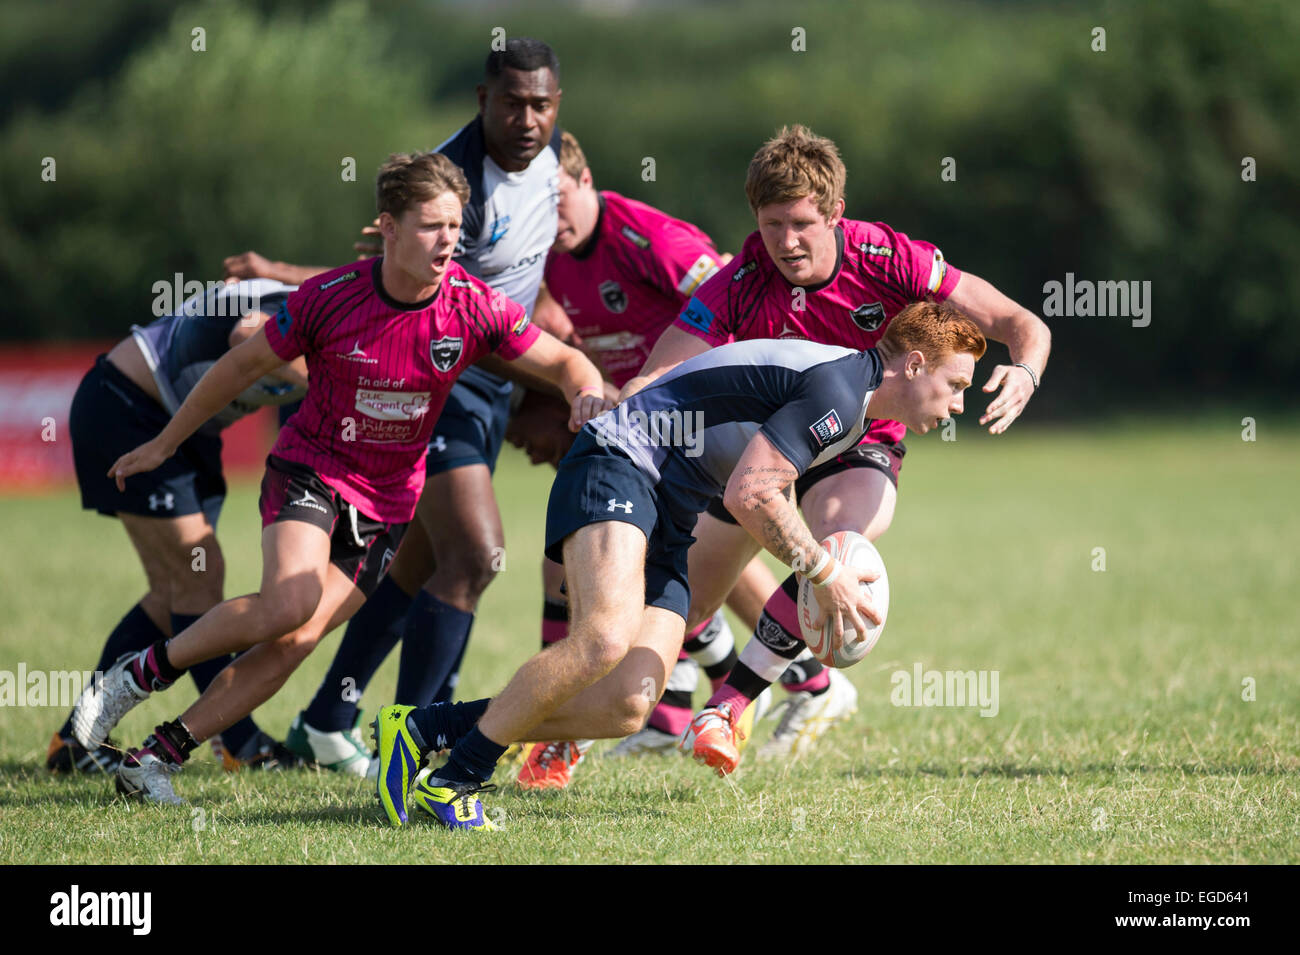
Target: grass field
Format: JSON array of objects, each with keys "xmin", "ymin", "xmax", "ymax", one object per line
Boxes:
[{"xmin": 1, "ymin": 416, "xmax": 1297, "ymax": 864}]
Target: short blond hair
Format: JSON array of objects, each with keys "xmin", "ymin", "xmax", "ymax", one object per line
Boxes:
[
  {"xmin": 745, "ymin": 125, "xmax": 846, "ymax": 219},
  {"xmin": 559, "ymin": 130, "xmax": 588, "ymax": 181},
  {"xmin": 375, "ymin": 152, "xmax": 470, "ymax": 218}
]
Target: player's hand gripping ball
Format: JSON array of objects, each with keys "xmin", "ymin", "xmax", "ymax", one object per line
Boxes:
[{"xmin": 796, "ymin": 531, "xmax": 889, "ymax": 668}]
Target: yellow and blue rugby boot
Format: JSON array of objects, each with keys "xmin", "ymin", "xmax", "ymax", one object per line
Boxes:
[{"xmin": 372, "ymin": 704, "xmax": 421, "ymax": 826}]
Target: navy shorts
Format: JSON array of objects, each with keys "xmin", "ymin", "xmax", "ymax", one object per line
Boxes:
[
  {"xmin": 544, "ymin": 433, "xmax": 695, "ymax": 621},
  {"xmin": 258, "ymin": 455, "xmax": 407, "ymax": 598},
  {"xmin": 70, "ymin": 355, "xmax": 226, "ymax": 526},
  {"xmin": 705, "ymin": 437, "xmax": 906, "ymax": 525},
  {"xmin": 425, "ymin": 366, "xmax": 513, "ymax": 477}
]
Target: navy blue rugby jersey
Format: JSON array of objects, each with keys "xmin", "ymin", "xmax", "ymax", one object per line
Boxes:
[{"xmin": 586, "ymin": 338, "xmax": 883, "ymax": 513}]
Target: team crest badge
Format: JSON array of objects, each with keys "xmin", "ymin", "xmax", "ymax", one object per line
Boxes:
[
  {"xmin": 809, "ymin": 409, "xmax": 844, "ymax": 448},
  {"xmin": 599, "ymin": 280, "xmax": 628, "ymax": 314},
  {"xmin": 430, "ymin": 336, "xmax": 464, "ymax": 373},
  {"xmin": 850, "ymin": 302, "xmax": 886, "ymax": 331}
]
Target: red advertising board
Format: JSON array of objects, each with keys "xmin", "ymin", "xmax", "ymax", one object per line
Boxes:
[{"xmin": 0, "ymin": 344, "xmax": 275, "ymax": 491}]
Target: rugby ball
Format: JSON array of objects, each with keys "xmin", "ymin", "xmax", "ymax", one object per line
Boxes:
[{"xmin": 796, "ymin": 531, "xmax": 889, "ymax": 668}]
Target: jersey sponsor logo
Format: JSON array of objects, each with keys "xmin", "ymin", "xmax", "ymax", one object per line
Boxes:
[
  {"xmin": 809, "ymin": 409, "xmax": 844, "ymax": 448},
  {"xmin": 354, "ymin": 389, "xmax": 432, "ymax": 421},
  {"xmin": 582, "ymin": 330, "xmax": 646, "ymax": 352},
  {"xmin": 607, "ymin": 499, "xmax": 634, "ymax": 513},
  {"xmin": 318, "ymin": 270, "xmax": 360, "ymax": 291},
  {"xmin": 620, "ymin": 226, "xmax": 650, "ymax": 250},
  {"xmin": 290, "ymin": 489, "xmax": 329, "ymax": 514},
  {"xmin": 678, "ymin": 295, "xmax": 715, "ymax": 333},
  {"xmin": 511, "ymin": 314, "xmax": 532, "ymax": 336},
  {"xmin": 731, "ymin": 260, "xmax": 758, "ymax": 282},
  {"xmin": 850, "ymin": 302, "xmax": 886, "ymax": 331},
  {"xmin": 147, "ymin": 492, "xmax": 175, "ymax": 512},
  {"xmin": 337, "ymin": 340, "xmax": 379, "ymax": 364},
  {"xmin": 560, "ymin": 294, "xmax": 580, "ymax": 315},
  {"xmin": 676, "ymin": 254, "xmax": 720, "ymax": 295},
  {"xmin": 429, "ymin": 336, "xmax": 464, "ymax": 372},
  {"xmin": 487, "ymin": 215, "xmax": 511, "ymax": 248},
  {"xmin": 928, "ymin": 249, "xmax": 948, "ymax": 293},
  {"xmin": 448, "ymin": 276, "xmax": 481, "ymax": 293},
  {"xmin": 858, "ymin": 242, "xmax": 894, "ymax": 259},
  {"xmin": 779, "ymin": 320, "xmax": 806, "ymax": 339},
  {"xmin": 599, "ymin": 280, "xmax": 628, "ymax": 314}
]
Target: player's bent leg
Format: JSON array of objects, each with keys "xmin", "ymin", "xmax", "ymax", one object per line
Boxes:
[
  {"xmin": 165, "ymin": 519, "xmax": 332, "ymax": 669},
  {"xmin": 398, "ymin": 522, "xmax": 648, "ymax": 830},
  {"xmin": 174, "ymin": 565, "xmax": 367, "ymax": 743},
  {"xmin": 683, "ymin": 509, "xmax": 762, "ymax": 632},
  {"xmin": 520, "ymin": 605, "xmax": 685, "ymax": 742},
  {"xmin": 726, "ymin": 556, "xmax": 781, "ymax": 632},
  {"xmin": 71, "ymin": 520, "xmax": 330, "ymax": 750},
  {"xmin": 391, "ymin": 465, "xmax": 502, "ymax": 710},
  {"xmin": 114, "ymin": 566, "xmax": 365, "ymax": 806}
]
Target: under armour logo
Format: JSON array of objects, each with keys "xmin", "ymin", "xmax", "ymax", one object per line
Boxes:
[
  {"xmin": 148, "ymin": 492, "xmax": 175, "ymax": 511},
  {"xmin": 607, "ymin": 499, "xmax": 633, "ymax": 513},
  {"xmin": 431, "ymin": 435, "xmax": 447, "ymax": 453}
]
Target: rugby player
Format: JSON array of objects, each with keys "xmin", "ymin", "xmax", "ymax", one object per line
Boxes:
[
  {"xmin": 224, "ymin": 40, "xmax": 569, "ymax": 773},
  {"xmin": 52, "ymin": 279, "xmax": 307, "ymax": 773},
  {"xmin": 70, "ymin": 152, "xmax": 607, "ymax": 804},
  {"xmin": 511, "ymin": 131, "xmax": 780, "ymax": 788},
  {"xmin": 618, "ymin": 125, "xmax": 1051, "ymax": 773},
  {"xmin": 373, "ymin": 300, "xmax": 986, "ymax": 829}
]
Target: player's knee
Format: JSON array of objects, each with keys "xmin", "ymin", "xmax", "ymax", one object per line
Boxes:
[
  {"xmin": 260, "ymin": 586, "xmax": 320, "ymax": 639},
  {"xmin": 440, "ymin": 541, "xmax": 502, "ymax": 598},
  {"xmin": 281, "ymin": 625, "xmax": 324, "ymax": 667},
  {"xmin": 612, "ymin": 691, "xmax": 654, "ymax": 737},
  {"xmin": 577, "ymin": 630, "xmax": 631, "ymax": 681}
]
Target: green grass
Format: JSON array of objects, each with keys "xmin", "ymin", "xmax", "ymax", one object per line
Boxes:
[{"xmin": 1, "ymin": 417, "xmax": 1297, "ymax": 863}]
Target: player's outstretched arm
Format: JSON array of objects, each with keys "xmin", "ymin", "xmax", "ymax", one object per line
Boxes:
[
  {"xmin": 107, "ymin": 327, "xmax": 287, "ymax": 489},
  {"xmin": 724, "ymin": 431, "xmax": 881, "ymax": 641},
  {"xmin": 506, "ymin": 330, "xmax": 611, "ymax": 431},
  {"xmin": 222, "ymin": 250, "xmax": 331, "ymax": 286},
  {"xmin": 946, "ymin": 271, "xmax": 1051, "ymax": 434},
  {"xmin": 229, "ymin": 312, "xmax": 309, "ymax": 389},
  {"xmin": 618, "ymin": 325, "xmax": 710, "ymax": 403}
]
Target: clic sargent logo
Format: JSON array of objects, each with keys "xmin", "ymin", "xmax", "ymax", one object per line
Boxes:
[{"xmin": 50, "ymin": 885, "xmax": 151, "ymax": 935}]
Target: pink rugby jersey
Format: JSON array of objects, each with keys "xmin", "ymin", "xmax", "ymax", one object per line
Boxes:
[
  {"xmin": 544, "ymin": 191, "xmax": 722, "ymax": 388},
  {"xmin": 673, "ymin": 218, "xmax": 962, "ymax": 444},
  {"xmin": 264, "ymin": 258, "xmax": 540, "ymax": 522}
]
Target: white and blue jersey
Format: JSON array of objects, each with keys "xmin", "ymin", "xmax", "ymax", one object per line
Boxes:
[
  {"xmin": 425, "ymin": 117, "xmax": 561, "ymax": 473},
  {"xmin": 544, "ymin": 339, "xmax": 883, "ymax": 619},
  {"xmin": 131, "ymin": 278, "xmax": 303, "ymax": 436}
]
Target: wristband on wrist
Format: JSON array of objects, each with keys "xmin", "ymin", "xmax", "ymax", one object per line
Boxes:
[
  {"xmin": 813, "ymin": 560, "xmax": 842, "ymax": 588},
  {"xmin": 804, "ymin": 549, "xmax": 830, "ymax": 580},
  {"xmin": 1013, "ymin": 362, "xmax": 1039, "ymax": 391}
]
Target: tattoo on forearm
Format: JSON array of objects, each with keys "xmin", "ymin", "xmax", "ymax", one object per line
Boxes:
[{"xmin": 734, "ymin": 465, "xmax": 820, "ymax": 570}]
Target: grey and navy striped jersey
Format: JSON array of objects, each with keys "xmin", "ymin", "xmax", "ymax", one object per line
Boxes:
[
  {"xmin": 131, "ymin": 279, "xmax": 305, "ymax": 435},
  {"xmin": 588, "ymin": 338, "xmax": 883, "ymax": 512}
]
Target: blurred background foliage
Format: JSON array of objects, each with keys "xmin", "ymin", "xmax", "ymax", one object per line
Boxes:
[{"xmin": 1, "ymin": 0, "xmax": 1296, "ymax": 416}]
